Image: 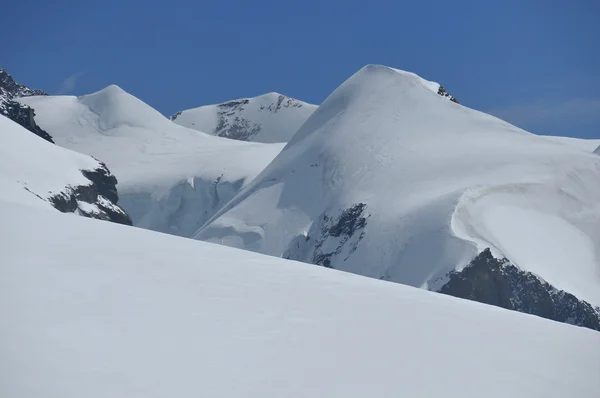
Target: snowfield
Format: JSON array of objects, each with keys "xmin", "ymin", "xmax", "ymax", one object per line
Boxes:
[
  {"xmin": 542, "ymin": 135, "xmax": 600, "ymax": 153},
  {"xmin": 1, "ymin": 201, "xmax": 599, "ymax": 398},
  {"xmin": 195, "ymin": 65, "xmax": 600, "ymax": 306},
  {"xmin": 171, "ymin": 92, "xmax": 317, "ymax": 143},
  {"xmin": 0, "ymin": 114, "xmax": 106, "ymax": 211},
  {"xmin": 19, "ymin": 86, "xmax": 284, "ymax": 237}
]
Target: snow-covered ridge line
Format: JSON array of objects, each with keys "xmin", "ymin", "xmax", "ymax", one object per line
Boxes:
[
  {"xmin": 171, "ymin": 92, "xmax": 318, "ymax": 143},
  {"xmin": 0, "ymin": 114, "xmax": 131, "ymax": 224},
  {"xmin": 195, "ymin": 64, "xmax": 600, "ymax": 322},
  {"xmin": 18, "ymin": 85, "xmax": 284, "ymax": 236}
]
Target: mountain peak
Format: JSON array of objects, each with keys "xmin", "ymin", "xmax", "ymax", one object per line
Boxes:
[
  {"xmin": 77, "ymin": 84, "xmax": 171, "ymax": 131},
  {"xmin": 171, "ymin": 92, "xmax": 317, "ymax": 143}
]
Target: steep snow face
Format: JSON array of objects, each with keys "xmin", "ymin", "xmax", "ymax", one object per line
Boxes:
[
  {"xmin": 0, "ymin": 115, "xmax": 129, "ymax": 222},
  {"xmin": 595, "ymin": 145, "xmax": 600, "ymax": 155},
  {"xmin": 19, "ymin": 87, "xmax": 284, "ymax": 237},
  {"xmin": 1, "ymin": 201, "xmax": 599, "ymax": 398},
  {"xmin": 171, "ymin": 92, "xmax": 317, "ymax": 143},
  {"xmin": 196, "ymin": 65, "xmax": 600, "ymax": 307}
]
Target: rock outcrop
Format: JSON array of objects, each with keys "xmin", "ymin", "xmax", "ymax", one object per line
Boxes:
[{"xmin": 439, "ymin": 249, "xmax": 600, "ymax": 331}]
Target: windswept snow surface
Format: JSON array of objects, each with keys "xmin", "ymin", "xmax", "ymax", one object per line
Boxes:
[
  {"xmin": 0, "ymin": 114, "xmax": 100, "ymax": 209},
  {"xmin": 542, "ymin": 135, "xmax": 600, "ymax": 153},
  {"xmin": 1, "ymin": 201, "xmax": 599, "ymax": 398},
  {"xmin": 196, "ymin": 65, "xmax": 600, "ymax": 306},
  {"xmin": 19, "ymin": 86, "xmax": 284, "ymax": 237},
  {"xmin": 171, "ymin": 92, "xmax": 317, "ymax": 143}
]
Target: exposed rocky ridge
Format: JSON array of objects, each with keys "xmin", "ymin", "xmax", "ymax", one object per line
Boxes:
[
  {"xmin": 439, "ymin": 248, "xmax": 600, "ymax": 331},
  {"xmin": 0, "ymin": 68, "xmax": 53, "ymax": 142},
  {"xmin": 283, "ymin": 203, "xmax": 370, "ymax": 269},
  {"xmin": 437, "ymin": 85, "xmax": 458, "ymax": 103},
  {"xmin": 49, "ymin": 162, "xmax": 132, "ymax": 225}
]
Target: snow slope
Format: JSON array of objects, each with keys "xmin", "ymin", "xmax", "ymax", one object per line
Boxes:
[
  {"xmin": 19, "ymin": 86, "xmax": 284, "ymax": 237},
  {"xmin": 542, "ymin": 135, "xmax": 600, "ymax": 153},
  {"xmin": 0, "ymin": 114, "xmax": 127, "ymax": 220},
  {"xmin": 1, "ymin": 201, "xmax": 599, "ymax": 398},
  {"xmin": 195, "ymin": 65, "xmax": 600, "ymax": 307},
  {"xmin": 171, "ymin": 92, "xmax": 317, "ymax": 143}
]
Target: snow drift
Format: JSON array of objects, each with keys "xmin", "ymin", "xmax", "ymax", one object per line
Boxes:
[
  {"xmin": 19, "ymin": 86, "xmax": 284, "ymax": 237},
  {"xmin": 1, "ymin": 200, "xmax": 599, "ymax": 398},
  {"xmin": 195, "ymin": 65, "xmax": 600, "ymax": 308},
  {"xmin": 171, "ymin": 92, "xmax": 316, "ymax": 143}
]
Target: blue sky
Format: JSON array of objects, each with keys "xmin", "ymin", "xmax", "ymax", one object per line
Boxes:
[{"xmin": 3, "ymin": 0, "xmax": 599, "ymax": 138}]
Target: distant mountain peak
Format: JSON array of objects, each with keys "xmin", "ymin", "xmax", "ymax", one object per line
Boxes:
[{"xmin": 171, "ymin": 92, "xmax": 317, "ymax": 143}]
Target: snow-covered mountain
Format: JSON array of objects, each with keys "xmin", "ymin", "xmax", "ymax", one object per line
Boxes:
[
  {"xmin": 0, "ymin": 68, "xmax": 53, "ymax": 142},
  {"xmin": 19, "ymin": 86, "xmax": 284, "ymax": 237},
  {"xmin": 0, "ymin": 114, "xmax": 130, "ymax": 223},
  {"xmin": 171, "ymin": 92, "xmax": 317, "ymax": 143},
  {"xmin": 195, "ymin": 65, "xmax": 600, "ymax": 329},
  {"xmin": 1, "ymin": 198, "xmax": 599, "ymax": 398},
  {"xmin": 543, "ymin": 135, "xmax": 600, "ymax": 153}
]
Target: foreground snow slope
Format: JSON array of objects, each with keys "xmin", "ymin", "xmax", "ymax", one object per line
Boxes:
[
  {"xmin": 19, "ymin": 86, "xmax": 284, "ymax": 236},
  {"xmin": 171, "ymin": 92, "xmax": 317, "ymax": 143},
  {"xmin": 0, "ymin": 115, "xmax": 128, "ymax": 221},
  {"xmin": 196, "ymin": 65, "xmax": 600, "ymax": 306},
  {"xmin": 1, "ymin": 202, "xmax": 598, "ymax": 398}
]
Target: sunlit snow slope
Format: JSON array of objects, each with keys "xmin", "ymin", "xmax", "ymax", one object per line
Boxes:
[
  {"xmin": 19, "ymin": 86, "xmax": 284, "ymax": 237},
  {"xmin": 171, "ymin": 92, "xmax": 316, "ymax": 143},
  {"xmin": 196, "ymin": 65, "xmax": 600, "ymax": 307},
  {"xmin": 543, "ymin": 135, "xmax": 600, "ymax": 153},
  {"xmin": 0, "ymin": 114, "xmax": 128, "ymax": 221},
  {"xmin": 1, "ymin": 200, "xmax": 599, "ymax": 398}
]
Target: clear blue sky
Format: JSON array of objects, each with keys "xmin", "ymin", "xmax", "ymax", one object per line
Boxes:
[{"xmin": 3, "ymin": 0, "xmax": 599, "ymax": 138}]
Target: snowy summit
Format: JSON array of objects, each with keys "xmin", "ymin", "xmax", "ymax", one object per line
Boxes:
[
  {"xmin": 171, "ymin": 92, "xmax": 317, "ymax": 143},
  {"xmin": 195, "ymin": 65, "xmax": 600, "ymax": 313}
]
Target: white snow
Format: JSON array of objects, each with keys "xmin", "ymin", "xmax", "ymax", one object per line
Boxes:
[
  {"xmin": 195, "ymin": 64, "xmax": 600, "ymax": 305},
  {"xmin": 0, "ymin": 114, "xmax": 100, "ymax": 210},
  {"xmin": 1, "ymin": 199, "xmax": 599, "ymax": 398},
  {"xmin": 542, "ymin": 135, "xmax": 600, "ymax": 153},
  {"xmin": 19, "ymin": 87, "xmax": 284, "ymax": 237},
  {"xmin": 171, "ymin": 92, "xmax": 317, "ymax": 143}
]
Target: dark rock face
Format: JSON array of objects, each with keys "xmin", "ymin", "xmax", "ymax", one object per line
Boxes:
[
  {"xmin": 282, "ymin": 203, "xmax": 370, "ymax": 269},
  {"xmin": 213, "ymin": 99, "xmax": 261, "ymax": 141},
  {"xmin": 312, "ymin": 203, "xmax": 369, "ymax": 268},
  {"xmin": 0, "ymin": 68, "xmax": 53, "ymax": 142},
  {"xmin": 172, "ymin": 94, "xmax": 307, "ymax": 141},
  {"xmin": 2, "ymin": 101, "xmax": 54, "ymax": 143},
  {"xmin": 439, "ymin": 248, "xmax": 600, "ymax": 331},
  {"xmin": 1, "ymin": 68, "xmax": 132, "ymax": 225},
  {"xmin": 49, "ymin": 164, "xmax": 132, "ymax": 226},
  {"xmin": 437, "ymin": 85, "xmax": 459, "ymax": 103}
]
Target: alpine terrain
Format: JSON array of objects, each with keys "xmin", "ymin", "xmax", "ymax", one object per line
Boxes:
[
  {"xmin": 171, "ymin": 92, "xmax": 317, "ymax": 143},
  {"xmin": 0, "ymin": 68, "xmax": 53, "ymax": 142},
  {"xmin": 19, "ymin": 86, "xmax": 284, "ymax": 237},
  {"xmin": 195, "ymin": 65, "xmax": 600, "ymax": 330},
  {"xmin": 1, "ymin": 199, "xmax": 599, "ymax": 398},
  {"xmin": 0, "ymin": 114, "xmax": 130, "ymax": 223}
]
